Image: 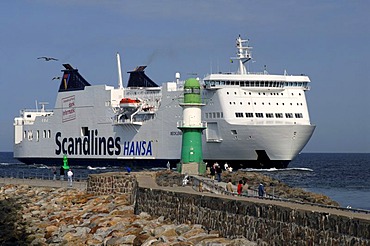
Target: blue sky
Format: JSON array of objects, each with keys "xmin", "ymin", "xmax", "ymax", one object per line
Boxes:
[{"xmin": 0, "ymin": 0, "xmax": 369, "ymax": 153}]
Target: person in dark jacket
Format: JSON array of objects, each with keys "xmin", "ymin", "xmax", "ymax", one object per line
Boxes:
[
  {"xmin": 210, "ymin": 164, "xmax": 215, "ymax": 180},
  {"xmin": 60, "ymin": 166, "xmax": 65, "ymax": 181},
  {"xmin": 215, "ymin": 163, "xmax": 222, "ymax": 182},
  {"xmin": 258, "ymin": 183, "xmax": 265, "ymax": 197}
]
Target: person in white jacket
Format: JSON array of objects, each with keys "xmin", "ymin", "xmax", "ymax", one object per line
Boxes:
[{"xmin": 67, "ymin": 169, "xmax": 73, "ymax": 187}]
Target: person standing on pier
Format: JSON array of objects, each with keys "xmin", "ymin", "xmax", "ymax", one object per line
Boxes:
[
  {"xmin": 215, "ymin": 163, "xmax": 222, "ymax": 182},
  {"xmin": 60, "ymin": 166, "xmax": 65, "ymax": 181},
  {"xmin": 258, "ymin": 183, "xmax": 265, "ymax": 197},
  {"xmin": 210, "ymin": 164, "xmax": 216, "ymax": 180},
  {"xmin": 237, "ymin": 180, "xmax": 243, "ymax": 195},
  {"xmin": 67, "ymin": 169, "xmax": 73, "ymax": 187},
  {"xmin": 52, "ymin": 166, "xmax": 57, "ymax": 181}
]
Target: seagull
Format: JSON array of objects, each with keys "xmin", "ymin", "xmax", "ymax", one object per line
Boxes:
[
  {"xmin": 52, "ymin": 76, "xmax": 61, "ymax": 80},
  {"xmin": 37, "ymin": 56, "xmax": 58, "ymax": 61}
]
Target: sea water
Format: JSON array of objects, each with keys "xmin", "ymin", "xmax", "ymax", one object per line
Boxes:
[
  {"xmin": 1, "ymin": 152, "xmax": 369, "ymax": 210},
  {"xmin": 245, "ymin": 153, "xmax": 370, "ymax": 210}
]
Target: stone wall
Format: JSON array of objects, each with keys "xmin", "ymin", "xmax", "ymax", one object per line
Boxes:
[
  {"xmin": 86, "ymin": 173, "xmax": 370, "ymax": 244},
  {"xmin": 135, "ymin": 187, "xmax": 370, "ymax": 245},
  {"xmin": 86, "ymin": 172, "xmax": 137, "ymax": 204}
]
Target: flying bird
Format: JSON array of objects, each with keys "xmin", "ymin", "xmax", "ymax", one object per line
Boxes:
[
  {"xmin": 52, "ymin": 76, "xmax": 61, "ymax": 80},
  {"xmin": 37, "ymin": 56, "xmax": 58, "ymax": 61}
]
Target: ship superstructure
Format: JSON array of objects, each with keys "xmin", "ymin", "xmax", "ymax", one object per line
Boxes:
[{"xmin": 13, "ymin": 36, "xmax": 315, "ymax": 168}]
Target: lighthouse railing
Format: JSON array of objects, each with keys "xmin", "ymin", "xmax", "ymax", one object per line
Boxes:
[{"xmin": 177, "ymin": 121, "xmax": 207, "ymax": 128}]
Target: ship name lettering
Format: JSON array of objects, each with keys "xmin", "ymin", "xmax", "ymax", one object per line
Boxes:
[
  {"xmin": 55, "ymin": 129, "xmax": 121, "ymax": 156},
  {"xmin": 123, "ymin": 141, "xmax": 152, "ymax": 156}
]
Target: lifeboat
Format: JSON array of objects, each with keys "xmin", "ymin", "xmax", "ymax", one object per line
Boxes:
[{"xmin": 119, "ymin": 98, "xmax": 141, "ymax": 108}]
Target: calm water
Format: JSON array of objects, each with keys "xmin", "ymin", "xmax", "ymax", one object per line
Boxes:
[
  {"xmin": 243, "ymin": 153, "xmax": 370, "ymax": 210},
  {"xmin": 1, "ymin": 152, "xmax": 369, "ymax": 210}
]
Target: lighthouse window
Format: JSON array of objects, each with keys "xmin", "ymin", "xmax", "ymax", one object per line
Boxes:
[
  {"xmin": 231, "ymin": 130, "xmax": 237, "ymax": 135},
  {"xmin": 295, "ymin": 113, "xmax": 303, "ymax": 118},
  {"xmin": 256, "ymin": 113, "xmax": 264, "ymax": 118},
  {"xmin": 285, "ymin": 113, "xmax": 293, "ymax": 118},
  {"xmin": 235, "ymin": 112, "xmax": 243, "ymax": 118},
  {"xmin": 245, "ymin": 112, "xmax": 253, "ymax": 117}
]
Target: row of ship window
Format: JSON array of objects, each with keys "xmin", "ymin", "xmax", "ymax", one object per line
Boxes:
[
  {"xmin": 226, "ymin": 91, "xmax": 302, "ymax": 96},
  {"xmin": 204, "ymin": 112, "xmax": 303, "ymax": 119},
  {"xmin": 205, "ymin": 80, "xmax": 309, "ymax": 88},
  {"xmin": 24, "ymin": 130, "xmax": 51, "ymax": 141},
  {"xmin": 235, "ymin": 112, "xmax": 303, "ymax": 118},
  {"xmin": 229, "ymin": 102, "xmax": 304, "ymax": 106}
]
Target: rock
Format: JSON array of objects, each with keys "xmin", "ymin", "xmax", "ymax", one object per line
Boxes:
[
  {"xmin": 229, "ymin": 238, "xmax": 258, "ymax": 246},
  {"xmin": 0, "ymin": 177, "xmax": 258, "ymax": 246},
  {"xmin": 175, "ymin": 224, "xmax": 192, "ymax": 235}
]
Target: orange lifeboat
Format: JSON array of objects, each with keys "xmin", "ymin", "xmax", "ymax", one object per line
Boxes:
[{"xmin": 119, "ymin": 98, "xmax": 141, "ymax": 108}]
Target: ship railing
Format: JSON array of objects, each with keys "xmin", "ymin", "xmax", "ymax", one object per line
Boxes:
[
  {"xmin": 20, "ymin": 109, "xmax": 54, "ymax": 114},
  {"xmin": 113, "ymin": 118, "xmax": 145, "ymax": 125},
  {"xmin": 188, "ymin": 175, "xmax": 370, "ymax": 215}
]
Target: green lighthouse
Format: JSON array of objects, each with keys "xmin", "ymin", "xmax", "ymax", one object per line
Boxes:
[{"xmin": 177, "ymin": 78, "xmax": 207, "ymax": 175}]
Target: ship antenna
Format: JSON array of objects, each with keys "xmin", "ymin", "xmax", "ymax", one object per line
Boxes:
[
  {"xmin": 233, "ymin": 35, "xmax": 252, "ymax": 75},
  {"xmin": 116, "ymin": 52, "xmax": 123, "ymax": 89}
]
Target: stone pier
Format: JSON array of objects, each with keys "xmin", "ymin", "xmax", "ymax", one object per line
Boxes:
[{"xmin": 87, "ymin": 172, "xmax": 370, "ymax": 245}]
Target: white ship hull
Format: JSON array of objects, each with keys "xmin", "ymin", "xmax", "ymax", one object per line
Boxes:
[{"xmin": 14, "ymin": 37, "xmax": 316, "ymax": 169}]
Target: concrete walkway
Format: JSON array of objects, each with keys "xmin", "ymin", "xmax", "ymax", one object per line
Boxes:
[{"xmin": 0, "ymin": 177, "xmax": 87, "ymax": 190}]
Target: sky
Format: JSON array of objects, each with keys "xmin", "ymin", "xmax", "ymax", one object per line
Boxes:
[{"xmin": 0, "ymin": 0, "xmax": 369, "ymax": 153}]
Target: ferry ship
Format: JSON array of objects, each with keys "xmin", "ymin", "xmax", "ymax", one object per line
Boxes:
[{"xmin": 13, "ymin": 36, "xmax": 315, "ymax": 169}]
